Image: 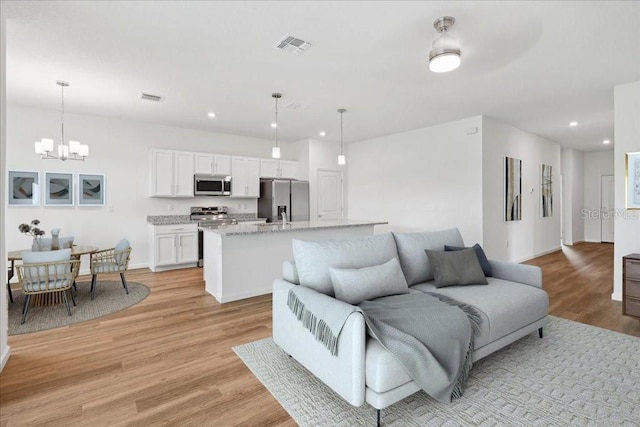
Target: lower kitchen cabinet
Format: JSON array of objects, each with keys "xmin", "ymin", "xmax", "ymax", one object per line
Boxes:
[{"xmin": 150, "ymin": 223, "xmax": 198, "ymax": 272}]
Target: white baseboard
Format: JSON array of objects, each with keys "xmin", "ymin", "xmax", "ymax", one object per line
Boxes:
[
  {"xmin": 0, "ymin": 345, "xmax": 10, "ymax": 372},
  {"xmin": 515, "ymin": 246, "xmax": 562, "ymax": 263}
]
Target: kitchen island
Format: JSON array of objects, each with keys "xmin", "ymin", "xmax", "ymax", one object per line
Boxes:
[{"xmin": 202, "ymin": 220, "xmax": 387, "ymax": 303}]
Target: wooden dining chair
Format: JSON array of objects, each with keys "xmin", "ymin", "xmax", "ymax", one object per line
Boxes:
[
  {"xmin": 16, "ymin": 249, "xmax": 80, "ymax": 324},
  {"xmin": 90, "ymin": 238, "xmax": 132, "ymax": 300}
]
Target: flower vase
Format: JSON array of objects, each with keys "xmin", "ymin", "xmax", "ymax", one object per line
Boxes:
[
  {"xmin": 51, "ymin": 228, "xmax": 60, "ymax": 250},
  {"xmin": 32, "ymin": 238, "xmax": 42, "ymax": 252}
]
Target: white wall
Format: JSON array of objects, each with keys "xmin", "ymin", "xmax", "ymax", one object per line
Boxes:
[
  {"xmin": 482, "ymin": 117, "xmax": 562, "ymax": 262},
  {"xmin": 613, "ymin": 81, "xmax": 640, "ymax": 301},
  {"xmin": 1, "ymin": 6, "xmax": 10, "ymax": 371},
  {"xmin": 6, "ymin": 105, "xmax": 298, "ymax": 273},
  {"xmin": 348, "ymin": 116, "xmax": 484, "ymax": 245},
  {"xmin": 561, "ymin": 148, "xmax": 585, "ymax": 245},
  {"xmin": 583, "ymin": 151, "xmax": 614, "ymax": 242}
]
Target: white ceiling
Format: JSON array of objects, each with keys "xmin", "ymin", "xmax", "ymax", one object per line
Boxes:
[{"xmin": 4, "ymin": 1, "xmax": 640, "ymax": 151}]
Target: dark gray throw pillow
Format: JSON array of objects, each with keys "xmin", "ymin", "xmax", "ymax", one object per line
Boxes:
[
  {"xmin": 444, "ymin": 243, "xmax": 493, "ymax": 277},
  {"xmin": 425, "ymin": 248, "xmax": 488, "ymax": 288}
]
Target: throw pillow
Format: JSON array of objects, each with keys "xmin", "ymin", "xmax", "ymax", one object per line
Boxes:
[
  {"xmin": 292, "ymin": 233, "xmax": 399, "ymax": 296},
  {"xmin": 391, "ymin": 228, "xmax": 465, "ymax": 285},
  {"xmin": 329, "ymin": 258, "xmax": 409, "ymax": 305},
  {"xmin": 425, "ymin": 248, "xmax": 488, "ymax": 288},
  {"xmin": 444, "ymin": 243, "xmax": 493, "ymax": 277},
  {"xmin": 114, "ymin": 238, "xmax": 131, "ymax": 265}
]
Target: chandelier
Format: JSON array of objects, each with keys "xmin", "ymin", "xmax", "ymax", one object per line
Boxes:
[{"xmin": 34, "ymin": 81, "xmax": 88, "ymax": 161}]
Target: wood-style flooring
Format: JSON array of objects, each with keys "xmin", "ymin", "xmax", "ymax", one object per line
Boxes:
[{"xmin": 1, "ymin": 242, "xmax": 638, "ymax": 426}]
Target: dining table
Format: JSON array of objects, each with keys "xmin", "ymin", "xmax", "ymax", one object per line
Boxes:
[{"xmin": 8, "ymin": 245, "xmax": 100, "ymax": 306}]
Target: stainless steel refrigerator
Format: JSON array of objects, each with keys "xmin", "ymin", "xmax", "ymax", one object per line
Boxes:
[{"xmin": 258, "ymin": 179, "xmax": 310, "ymax": 222}]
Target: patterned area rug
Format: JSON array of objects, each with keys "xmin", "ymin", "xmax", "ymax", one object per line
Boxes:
[
  {"xmin": 234, "ymin": 316, "xmax": 640, "ymax": 426},
  {"xmin": 8, "ymin": 281, "xmax": 149, "ymax": 335}
]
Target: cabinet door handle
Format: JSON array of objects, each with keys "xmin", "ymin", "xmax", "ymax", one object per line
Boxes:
[{"xmin": 171, "ymin": 228, "xmax": 184, "ymax": 231}]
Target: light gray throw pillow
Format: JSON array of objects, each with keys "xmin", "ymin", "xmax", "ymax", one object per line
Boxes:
[
  {"xmin": 292, "ymin": 233, "xmax": 399, "ymax": 296},
  {"xmin": 329, "ymin": 258, "xmax": 409, "ymax": 305},
  {"xmin": 425, "ymin": 248, "xmax": 488, "ymax": 288}
]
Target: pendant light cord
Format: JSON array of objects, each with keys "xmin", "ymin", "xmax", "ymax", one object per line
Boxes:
[
  {"xmin": 340, "ymin": 111, "xmax": 343, "ymax": 155},
  {"xmin": 275, "ymin": 96, "xmax": 279, "ymax": 148},
  {"xmin": 60, "ymin": 83, "xmax": 65, "ymax": 148}
]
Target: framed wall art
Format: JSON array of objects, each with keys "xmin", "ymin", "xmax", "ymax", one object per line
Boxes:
[
  {"xmin": 625, "ymin": 152, "xmax": 640, "ymax": 210},
  {"xmin": 540, "ymin": 164, "xmax": 553, "ymax": 217},
  {"xmin": 45, "ymin": 172, "xmax": 73, "ymax": 206},
  {"xmin": 8, "ymin": 170, "xmax": 39, "ymax": 206},
  {"xmin": 78, "ymin": 173, "xmax": 105, "ymax": 206},
  {"xmin": 504, "ymin": 157, "xmax": 522, "ymax": 221}
]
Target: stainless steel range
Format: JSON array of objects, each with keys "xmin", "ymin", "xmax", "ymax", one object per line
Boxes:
[{"xmin": 191, "ymin": 206, "xmax": 238, "ymax": 267}]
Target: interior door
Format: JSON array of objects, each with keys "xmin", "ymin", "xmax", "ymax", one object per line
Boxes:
[
  {"xmin": 601, "ymin": 174, "xmax": 615, "ymax": 243},
  {"xmin": 317, "ymin": 169, "xmax": 343, "ymax": 221}
]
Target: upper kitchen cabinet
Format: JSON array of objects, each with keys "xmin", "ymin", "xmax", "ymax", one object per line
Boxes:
[
  {"xmin": 231, "ymin": 156, "xmax": 260, "ymax": 198},
  {"xmin": 194, "ymin": 153, "xmax": 232, "ymax": 176},
  {"xmin": 150, "ymin": 149, "xmax": 194, "ymax": 197},
  {"xmin": 260, "ymin": 159, "xmax": 299, "ymax": 179}
]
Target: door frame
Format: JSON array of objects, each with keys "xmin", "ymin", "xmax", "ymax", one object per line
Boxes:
[{"xmin": 600, "ymin": 174, "xmax": 615, "ymax": 243}]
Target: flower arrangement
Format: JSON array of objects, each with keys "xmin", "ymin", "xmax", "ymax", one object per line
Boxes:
[{"xmin": 18, "ymin": 219, "xmax": 46, "ymax": 239}]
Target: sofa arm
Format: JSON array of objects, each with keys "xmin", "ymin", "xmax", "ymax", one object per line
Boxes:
[
  {"xmin": 489, "ymin": 260, "xmax": 542, "ymax": 288},
  {"xmin": 272, "ymin": 279, "xmax": 366, "ymax": 406}
]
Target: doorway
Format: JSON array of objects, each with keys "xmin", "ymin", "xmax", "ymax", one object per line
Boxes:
[
  {"xmin": 601, "ymin": 174, "xmax": 614, "ymax": 243},
  {"xmin": 316, "ymin": 169, "xmax": 343, "ymax": 221}
]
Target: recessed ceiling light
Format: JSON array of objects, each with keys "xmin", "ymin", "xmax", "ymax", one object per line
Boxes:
[
  {"xmin": 271, "ymin": 123, "xmax": 278, "ymax": 128},
  {"xmin": 603, "ymin": 139, "xmax": 611, "ymax": 144},
  {"xmin": 319, "ymin": 131, "xmax": 326, "ymax": 137},
  {"xmin": 569, "ymin": 121, "xmax": 578, "ymax": 127},
  {"xmin": 207, "ymin": 112, "xmax": 216, "ymax": 118}
]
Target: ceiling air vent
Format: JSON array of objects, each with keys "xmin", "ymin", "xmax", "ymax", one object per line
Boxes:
[
  {"xmin": 140, "ymin": 92, "xmax": 165, "ymax": 102},
  {"xmin": 274, "ymin": 34, "xmax": 311, "ymax": 55}
]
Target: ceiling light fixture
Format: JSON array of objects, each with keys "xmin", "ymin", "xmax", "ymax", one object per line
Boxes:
[
  {"xmin": 569, "ymin": 121, "xmax": 578, "ymax": 127},
  {"xmin": 319, "ymin": 131, "xmax": 326, "ymax": 137},
  {"xmin": 271, "ymin": 93, "xmax": 282, "ymax": 159},
  {"xmin": 34, "ymin": 81, "xmax": 88, "ymax": 161},
  {"xmin": 429, "ymin": 16, "xmax": 461, "ymax": 73},
  {"xmin": 207, "ymin": 112, "xmax": 216, "ymax": 118},
  {"xmin": 337, "ymin": 108, "xmax": 347, "ymax": 165},
  {"xmin": 603, "ymin": 139, "xmax": 611, "ymax": 144}
]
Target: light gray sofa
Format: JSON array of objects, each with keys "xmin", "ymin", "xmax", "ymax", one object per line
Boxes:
[{"xmin": 272, "ymin": 228, "xmax": 548, "ymax": 422}]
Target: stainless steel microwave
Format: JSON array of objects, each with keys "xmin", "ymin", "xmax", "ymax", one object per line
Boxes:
[{"xmin": 194, "ymin": 174, "xmax": 232, "ymax": 196}]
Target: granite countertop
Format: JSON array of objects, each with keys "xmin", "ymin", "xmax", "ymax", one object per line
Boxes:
[
  {"xmin": 199, "ymin": 220, "xmax": 388, "ymax": 236},
  {"xmin": 147, "ymin": 214, "xmax": 266, "ymax": 226}
]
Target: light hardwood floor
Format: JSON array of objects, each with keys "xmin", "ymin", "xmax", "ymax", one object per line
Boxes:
[{"xmin": 1, "ymin": 242, "xmax": 638, "ymax": 426}]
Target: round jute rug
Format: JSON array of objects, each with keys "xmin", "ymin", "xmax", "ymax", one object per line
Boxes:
[{"xmin": 7, "ymin": 280, "xmax": 150, "ymax": 335}]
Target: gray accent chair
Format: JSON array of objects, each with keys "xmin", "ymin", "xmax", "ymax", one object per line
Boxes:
[
  {"xmin": 89, "ymin": 238, "xmax": 132, "ymax": 299},
  {"xmin": 16, "ymin": 249, "xmax": 80, "ymax": 324}
]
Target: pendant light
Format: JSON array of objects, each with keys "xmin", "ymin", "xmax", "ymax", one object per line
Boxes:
[
  {"xmin": 428, "ymin": 16, "xmax": 461, "ymax": 73},
  {"xmin": 271, "ymin": 93, "xmax": 282, "ymax": 159},
  {"xmin": 34, "ymin": 81, "xmax": 89, "ymax": 161},
  {"xmin": 337, "ymin": 108, "xmax": 346, "ymax": 165}
]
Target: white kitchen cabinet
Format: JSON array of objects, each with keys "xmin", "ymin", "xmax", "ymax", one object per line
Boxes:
[
  {"xmin": 194, "ymin": 153, "xmax": 232, "ymax": 176},
  {"xmin": 260, "ymin": 159, "xmax": 299, "ymax": 179},
  {"xmin": 150, "ymin": 223, "xmax": 198, "ymax": 271},
  {"xmin": 231, "ymin": 156, "xmax": 260, "ymax": 198},
  {"xmin": 279, "ymin": 160, "xmax": 298, "ymax": 179},
  {"xmin": 150, "ymin": 149, "xmax": 194, "ymax": 197}
]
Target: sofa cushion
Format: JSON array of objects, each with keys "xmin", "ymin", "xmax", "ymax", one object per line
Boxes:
[
  {"xmin": 329, "ymin": 258, "xmax": 409, "ymax": 305},
  {"xmin": 392, "ymin": 228, "xmax": 464, "ymax": 285},
  {"xmin": 445, "ymin": 243, "xmax": 493, "ymax": 277},
  {"xmin": 292, "ymin": 233, "xmax": 399, "ymax": 296},
  {"xmin": 425, "ymin": 248, "xmax": 488, "ymax": 288},
  {"xmin": 411, "ymin": 277, "xmax": 549, "ymax": 345}
]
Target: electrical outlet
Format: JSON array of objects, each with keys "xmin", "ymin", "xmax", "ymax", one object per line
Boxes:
[
  {"xmin": 506, "ymin": 240, "xmax": 509, "ymax": 248},
  {"xmin": 168, "ymin": 204, "xmax": 174, "ymax": 211}
]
